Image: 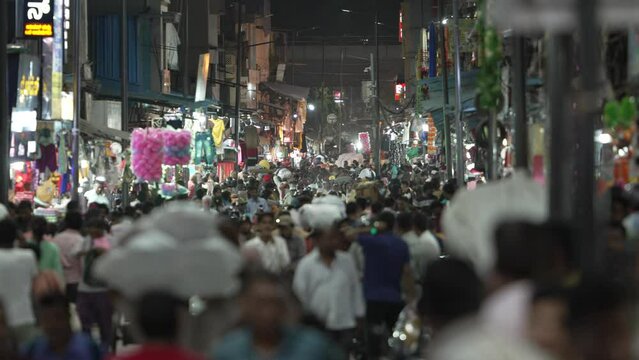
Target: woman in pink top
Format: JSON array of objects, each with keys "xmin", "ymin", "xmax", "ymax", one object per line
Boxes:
[{"xmin": 50, "ymin": 212, "xmax": 84, "ymax": 303}]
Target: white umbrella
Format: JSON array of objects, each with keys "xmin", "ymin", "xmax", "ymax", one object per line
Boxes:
[
  {"xmin": 441, "ymin": 171, "xmax": 548, "ymax": 277},
  {"xmin": 95, "ymin": 203, "xmax": 243, "ymax": 300}
]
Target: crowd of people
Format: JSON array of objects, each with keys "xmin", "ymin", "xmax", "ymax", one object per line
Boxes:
[{"xmin": 0, "ymin": 157, "xmax": 638, "ymax": 360}]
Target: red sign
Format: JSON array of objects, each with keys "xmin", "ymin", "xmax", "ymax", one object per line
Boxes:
[{"xmin": 394, "ymin": 83, "xmax": 406, "ymax": 101}]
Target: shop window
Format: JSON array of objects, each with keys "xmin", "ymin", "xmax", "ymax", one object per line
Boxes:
[{"xmin": 93, "ymin": 15, "xmax": 138, "ymax": 84}]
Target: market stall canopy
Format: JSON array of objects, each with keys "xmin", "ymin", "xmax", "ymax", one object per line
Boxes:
[
  {"xmin": 80, "ymin": 119, "xmax": 130, "ymax": 141},
  {"xmin": 88, "ymin": 84, "xmax": 219, "ymax": 109},
  {"xmin": 262, "ymin": 82, "xmax": 310, "ymax": 101}
]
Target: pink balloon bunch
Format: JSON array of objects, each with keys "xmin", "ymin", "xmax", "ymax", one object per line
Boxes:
[
  {"xmin": 131, "ymin": 128, "xmax": 164, "ymax": 182},
  {"xmin": 162, "ymin": 130, "xmax": 192, "ymax": 166}
]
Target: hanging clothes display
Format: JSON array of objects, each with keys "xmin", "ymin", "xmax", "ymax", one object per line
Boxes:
[
  {"xmin": 165, "ymin": 23, "xmax": 181, "ymax": 71},
  {"xmin": 58, "ymin": 130, "xmax": 68, "ymax": 174},
  {"xmin": 211, "ymin": 117, "xmax": 226, "ymax": 147},
  {"xmin": 193, "ymin": 132, "xmax": 215, "ymax": 165},
  {"xmin": 36, "ymin": 127, "xmax": 57, "ymax": 173}
]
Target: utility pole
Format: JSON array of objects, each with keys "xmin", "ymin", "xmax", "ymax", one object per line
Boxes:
[
  {"xmin": 0, "ymin": 0, "xmax": 8, "ymax": 204},
  {"xmin": 439, "ymin": 0, "xmax": 453, "ymax": 180},
  {"xmin": 513, "ymin": 36, "xmax": 528, "ymax": 170},
  {"xmin": 234, "ymin": 0, "xmax": 242, "ymax": 147},
  {"xmin": 182, "ymin": 0, "xmax": 189, "ymax": 96},
  {"xmin": 71, "ymin": 0, "xmax": 82, "ymax": 201},
  {"xmin": 121, "ymin": 0, "xmax": 129, "ymax": 207},
  {"xmin": 575, "ymin": 0, "xmax": 600, "ymax": 273},
  {"xmin": 320, "ymin": 38, "xmax": 325, "ymax": 154},
  {"xmin": 292, "ymin": 31, "xmax": 296, "ymax": 86},
  {"xmin": 339, "ymin": 47, "xmax": 344, "ymax": 154},
  {"xmin": 373, "ymin": 3, "xmax": 381, "ymax": 174},
  {"xmin": 452, "ymin": 0, "xmax": 464, "ymax": 187}
]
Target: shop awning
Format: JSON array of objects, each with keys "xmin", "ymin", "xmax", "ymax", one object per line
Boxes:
[
  {"xmin": 80, "ymin": 119, "xmax": 130, "ymax": 141},
  {"xmin": 261, "ymin": 82, "xmax": 310, "ymax": 101},
  {"xmin": 89, "ymin": 86, "xmax": 219, "ymax": 109}
]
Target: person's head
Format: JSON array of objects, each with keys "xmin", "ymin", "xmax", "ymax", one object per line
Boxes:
[
  {"xmin": 568, "ymin": 279, "xmax": 632, "ymax": 360},
  {"xmin": 396, "ymin": 212, "xmax": 413, "ymax": 235},
  {"xmin": 30, "ymin": 216, "xmax": 49, "ymax": 242},
  {"xmin": 16, "ymin": 200, "xmax": 32, "ymax": 219},
  {"xmin": 493, "ymin": 222, "xmax": 536, "ymax": 283},
  {"xmin": 255, "ymin": 213, "xmax": 275, "ymax": 239},
  {"xmin": 0, "ymin": 219, "xmax": 17, "ymax": 249},
  {"xmin": 65, "ymin": 200, "xmax": 79, "ymax": 213},
  {"xmin": 248, "ymin": 186, "xmax": 259, "ymax": 199},
  {"xmin": 528, "ymin": 285, "xmax": 571, "ymax": 360},
  {"xmin": 137, "ymin": 291, "xmax": 181, "ymax": 343},
  {"xmin": 313, "ymin": 223, "xmax": 342, "ymax": 257},
  {"xmin": 275, "ymin": 213, "xmax": 295, "ymax": 239},
  {"xmin": 373, "ymin": 211, "xmax": 395, "ymax": 233},
  {"xmin": 213, "ymin": 186, "xmax": 222, "ymax": 197},
  {"xmin": 94, "ymin": 179, "xmax": 106, "ymax": 194},
  {"xmin": 85, "ymin": 217, "xmax": 106, "ymax": 239},
  {"xmin": 346, "ymin": 202, "xmax": 361, "ymax": 220},
  {"xmin": 63, "ymin": 211, "xmax": 83, "ymax": 231},
  {"xmin": 37, "ymin": 292, "xmax": 72, "ymax": 348},
  {"xmin": 418, "ymin": 258, "xmax": 483, "ymax": 331},
  {"xmin": 371, "ymin": 202, "xmax": 384, "ymax": 216},
  {"xmin": 240, "ymin": 270, "xmax": 289, "ymax": 336}
]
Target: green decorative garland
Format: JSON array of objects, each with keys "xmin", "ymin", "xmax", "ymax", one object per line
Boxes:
[
  {"xmin": 476, "ymin": 0, "xmax": 503, "ymax": 111},
  {"xmin": 604, "ymin": 96, "xmax": 637, "ymax": 129}
]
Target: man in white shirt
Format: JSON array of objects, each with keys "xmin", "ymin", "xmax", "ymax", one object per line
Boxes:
[
  {"xmin": 398, "ymin": 212, "xmax": 441, "ymax": 281},
  {"xmin": 242, "ymin": 213, "xmax": 290, "ymax": 274},
  {"xmin": 83, "ymin": 177, "xmax": 110, "ymax": 209},
  {"xmin": 0, "ymin": 219, "xmax": 38, "ymax": 346},
  {"xmin": 245, "ymin": 186, "xmax": 270, "ymax": 221},
  {"xmin": 293, "ymin": 220, "xmax": 365, "ymax": 352}
]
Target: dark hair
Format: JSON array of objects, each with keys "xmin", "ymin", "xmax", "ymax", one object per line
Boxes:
[
  {"xmin": 256, "ymin": 212, "xmax": 274, "ymax": 224},
  {"xmin": 396, "ymin": 212, "xmax": 413, "ymax": 232},
  {"xmin": 494, "ymin": 222, "xmax": 536, "ymax": 280},
  {"xmin": 85, "ymin": 217, "xmax": 107, "ymax": 232},
  {"xmin": 567, "ymin": 278, "xmax": 629, "ymax": 332},
  {"xmin": 418, "ymin": 258, "xmax": 483, "ymax": 324},
  {"xmin": 31, "ymin": 216, "xmax": 49, "ymax": 242},
  {"xmin": 371, "ymin": 202, "xmax": 384, "ymax": 215},
  {"xmin": 240, "ymin": 269, "xmax": 285, "ymax": 295},
  {"xmin": 137, "ymin": 291, "xmax": 181, "ymax": 341},
  {"xmin": 64, "ymin": 211, "xmax": 83, "ymax": 231},
  {"xmin": 66, "ymin": 200, "xmax": 79, "ymax": 213},
  {"xmin": 0, "ymin": 219, "xmax": 17, "ymax": 248},
  {"xmin": 413, "ymin": 212, "xmax": 431, "ymax": 233},
  {"xmin": 38, "ymin": 291, "xmax": 69, "ymax": 310},
  {"xmin": 375, "ymin": 211, "xmax": 396, "ymax": 231},
  {"xmin": 346, "ymin": 202, "xmax": 360, "ymax": 216},
  {"xmin": 17, "ymin": 200, "xmax": 32, "ymax": 212},
  {"xmin": 195, "ymin": 187, "xmax": 208, "ymax": 200}
]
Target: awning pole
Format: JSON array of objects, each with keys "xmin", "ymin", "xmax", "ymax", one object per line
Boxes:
[
  {"xmin": 0, "ymin": 0, "xmax": 9, "ymax": 204},
  {"xmin": 452, "ymin": 0, "xmax": 465, "ymax": 186},
  {"xmin": 71, "ymin": 0, "xmax": 82, "ymax": 202}
]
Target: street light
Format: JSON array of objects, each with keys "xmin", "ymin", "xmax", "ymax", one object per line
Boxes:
[{"xmin": 308, "ymin": 103, "xmax": 316, "ymax": 111}]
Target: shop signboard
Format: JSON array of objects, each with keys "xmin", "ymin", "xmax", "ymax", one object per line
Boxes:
[
  {"xmin": 16, "ymin": 54, "xmax": 41, "ymax": 111},
  {"xmin": 23, "ymin": 0, "xmax": 54, "ymax": 37}
]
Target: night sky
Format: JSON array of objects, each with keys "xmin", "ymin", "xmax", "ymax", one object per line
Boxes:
[{"xmin": 271, "ymin": 0, "xmax": 403, "ymax": 42}]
